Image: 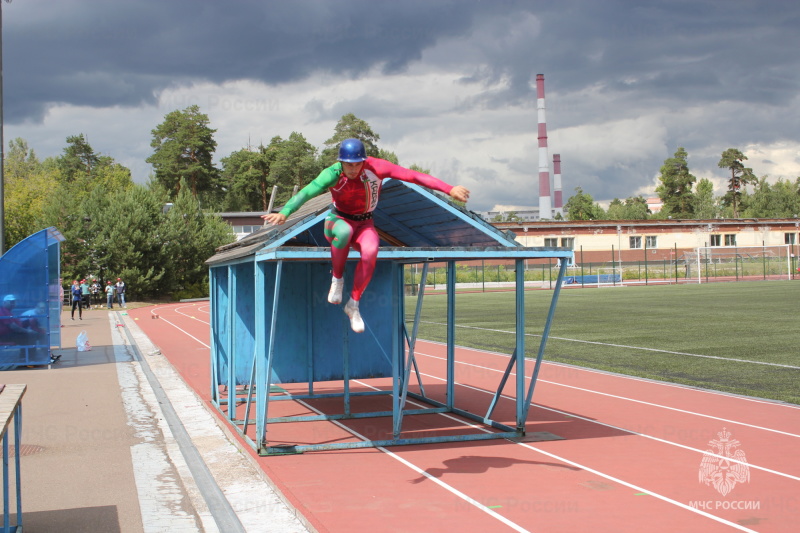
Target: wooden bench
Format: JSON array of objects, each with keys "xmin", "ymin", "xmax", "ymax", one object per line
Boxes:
[{"xmin": 0, "ymin": 383, "xmax": 26, "ymax": 532}]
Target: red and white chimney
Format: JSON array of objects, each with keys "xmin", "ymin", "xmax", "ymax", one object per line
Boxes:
[
  {"xmin": 553, "ymin": 154, "xmax": 563, "ymax": 210},
  {"xmin": 536, "ymin": 74, "xmax": 552, "ymax": 219}
]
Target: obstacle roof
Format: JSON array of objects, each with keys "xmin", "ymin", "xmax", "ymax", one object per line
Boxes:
[{"xmin": 207, "ymin": 179, "xmax": 571, "ymax": 266}]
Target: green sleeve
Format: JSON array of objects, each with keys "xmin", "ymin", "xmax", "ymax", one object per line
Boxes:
[{"xmin": 279, "ymin": 164, "xmax": 342, "ymax": 217}]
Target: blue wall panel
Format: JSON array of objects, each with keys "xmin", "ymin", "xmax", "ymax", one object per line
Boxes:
[
  {"xmin": 232, "ymin": 262, "xmax": 256, "ymax": 385},
  {"xmin": 212, "ymin": 259, "xmax": 394, "ymax": 385},
  {"xmin": 212, "ymin": 267, "xmax": 229, "ymax": 385},
  {"xmin": 0, "ymin": 228, "xmax": 63, "ymax": 368}
]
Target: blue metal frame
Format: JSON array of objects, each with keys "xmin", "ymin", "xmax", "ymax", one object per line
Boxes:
[
  {"xmin": 209, "ymin": 246, "xmax": 572, "ymax": 455},
  {"xmin": 207, "ymin": 178, "xmax": 576, "ymax": 454}
]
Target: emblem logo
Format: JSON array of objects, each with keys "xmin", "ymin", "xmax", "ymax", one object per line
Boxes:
[{"xmin": 699, "ymin": 427, "xmax": 750, "ymax": 496}]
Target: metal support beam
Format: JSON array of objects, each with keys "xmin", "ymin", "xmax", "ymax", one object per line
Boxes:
[
  {"xmin": 523, "ymin": 259, "xmax": 569, "ymax": 420},
  {"xmin": 391, "ymin": 261, "xmax": 402, "ymax": 437},
  {"xmin": 393, "ymin": 263, "xmax": 429, "ymax": 436},
  {"xmin": 254, "ymin": 262, "xmax": 267, "ymax": 448},
  {"xmin": 226, "ymin": 266, "xmax": 235, "ymax": 421},
  {"xmin": 484, "ymin": 349, "xmax": 517, "ymax": 420},
  {"xmin": 258, "ymin": 260, "xmax": 282, "ymax": 452},
  {"xmin": 446, "ymin": 260, "xmax": 456, "ymax": 409},
  {"xmin": 515, "ymin": 259, "xmax": 526, "ymax": 430}
]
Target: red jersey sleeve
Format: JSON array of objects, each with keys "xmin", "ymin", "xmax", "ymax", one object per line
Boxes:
[{"xmin": 366, "ymin": 158, "xmax": 454, "ymax": 196}]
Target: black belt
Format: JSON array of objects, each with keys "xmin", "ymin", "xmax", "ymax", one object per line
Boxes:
[{"xmin": 331, "ymin": 208, "xmax": 373, "ymax": 221}]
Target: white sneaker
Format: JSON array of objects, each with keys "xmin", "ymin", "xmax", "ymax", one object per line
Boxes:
[
  {"xmin": 344, "ymin": 299, "xmax": 365, "ymax": 333},
  {"xmin": 328, "ymin": 276, "xmax": 344, "ymax": 304}
]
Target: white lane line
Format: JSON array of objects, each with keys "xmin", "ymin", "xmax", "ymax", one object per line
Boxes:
[
  {"xmin": 514, "ymin": 440, "xmax": 758, "ymax": 533},
  {"xmin": 418, "ymin": 351, "xmax": 800, "ymax": 440},
  {"xmin": 543, "ymin": 360, "xmax": 800, "ymax": 409},
  {"xmin": 418, "ymin": 320, "xmax": 800, "ymax": 369},
  {"xmin": 148, "ymin": 306, "xmax": 773, "ymax": 530},
  {"xmin": 419, "ymin": 340, "xmax": 800, "ymax": 410},
  {"xmin": 139, "ymin": 307, "xmax": 798, "ymax": 444},
  {"xmin": 147, "ymin": 312, "xmax": 211, "ymax": 349},
  {"xmin": 420, "ymin": 372, "xmax": 800, "ymax": 483},
  {"xmin": 141, "ymin": 306, "xmax": 522, "ymax": 530},
  {"xmin": 350, "ymin": 379, "xmax": 757, "ymax": 533},
  {"xmin": 174, "ymin": 303, "xmax": 211, "ymax": 322},
  {"xmin": 293, "ymin": 397, "xmax": 531, "ymax": 533},
  {"xmin": 539, "ymin": 378, "xmax": 800, "ymax": 438}
]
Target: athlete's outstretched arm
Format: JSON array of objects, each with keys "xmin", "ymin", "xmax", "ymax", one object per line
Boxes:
[
  {"xmin": 370, "ymin": 158, "xmax": 470, "ymax": 203},
  {"xmin": 261, "ymin": 165, "xmax": 340, "ymax": 225}
]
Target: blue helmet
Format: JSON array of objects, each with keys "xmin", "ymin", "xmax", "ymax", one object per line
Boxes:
[{"xmin": 337, "ymin": 138, "xmax": 367, "ymax": 163}]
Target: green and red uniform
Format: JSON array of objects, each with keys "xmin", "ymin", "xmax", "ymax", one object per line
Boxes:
[{"xmin": 279, "ymin": 157, "xmax": 455, "ymax": 300}]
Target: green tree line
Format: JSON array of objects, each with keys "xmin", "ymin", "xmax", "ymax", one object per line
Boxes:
[
  {"xmin": 565, "ymin": 147, "xmax": 800, "ymax": 221},
  {"xmin": 2, "ymin": 108, "xmax": 407, "ymax": 299}
]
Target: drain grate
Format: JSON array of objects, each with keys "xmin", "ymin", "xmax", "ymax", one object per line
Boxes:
[{"xmin": 8, "ymin": 444, "xmax": 45, "ymax": 456}]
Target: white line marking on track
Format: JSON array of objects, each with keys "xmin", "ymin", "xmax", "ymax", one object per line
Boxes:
[
  {"xmin": 294, "ymin": 397, "xmax": 531, "ymax": 533},
  {"xmin": 419, "ymin": 320, "xmax": 800, "ymax": 369},
  {"xmin": 145, "ymin": 305, "xmax": 784, "ymax": 531},
  {"xmin": 418, "ymin": 351, "xmax": 800, "ymax": 439},
  {"xmin": 422, "ymin": 339, "xmax": 800, "ymax": 410},
  {"xmin": 148, "ymin": 309, "xmax": 211, "ymax": 349},
  {"xmin": 351, "ymin": 380, "xmax": 758, "ymax": 533},
  {"xmin": 514, "ymin": 441, "xmax": 758, "ymax": 533},
  {"xmin": 418, "ymin": 371, "xmax": 800, "ymax": 483}
]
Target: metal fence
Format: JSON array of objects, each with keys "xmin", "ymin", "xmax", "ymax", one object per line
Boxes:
[{"xmin": 403, "ymin": 247, "xmax": 799, "ymax": 291}]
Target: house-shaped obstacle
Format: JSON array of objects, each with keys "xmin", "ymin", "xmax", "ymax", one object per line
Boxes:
[{"xmin": 206, "ymin": 179, "xmax": 574, "ymax": 455}]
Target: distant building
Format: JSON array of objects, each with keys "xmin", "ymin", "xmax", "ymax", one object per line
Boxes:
[
  {"xmin": 481, "ymin": 209, "xmax": 540, "ymax": 222},
  {"xmin": 217, "ymin": 212, "xmax": 266, "ymax": 240},
  {"xmin": 646, "ymin": 197, "xmax": 663, "ymax": 213},
  {"xmin": 218, "ymin": 211, "xmax": 800, "ymax": 265},
  {"xmin": 480, "ymin": 207, "xmax": 565, "ymax": 222},
  {"xmin": 493, "ymin": 218, "xmax": 800, "ymax": 264}
]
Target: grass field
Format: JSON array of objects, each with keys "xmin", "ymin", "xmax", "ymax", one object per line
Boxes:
[{"xmin": 405, "ymin": 280, "xmax": 800, "ymax": 405}]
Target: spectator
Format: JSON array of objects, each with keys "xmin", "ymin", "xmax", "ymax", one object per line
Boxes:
[
  {"xmin": 115, "ymin": 277, "xmax": 127, "ymax": 308},
  {"xmin": 70, "ymin": 280, "xmax": 83, "ymax": 320},
  {"xmin": 105, "ymin": 280, "xmax": 115, "ymax": 309},
  {"xmin": 80, "ymin": 279, "xmax": 91, "ymax": 310},
  {"xmin": 20, "ymin": 301, "xmax": 47, "ymax": 333},
  {"xmin": 0, "ymin": 295, "xmax": 37, "ymax": 345},
  {"xmin": 21, "ymin": 301, "xmax": 49, "ymax": 359},
  {"xmin": 90, "ymin": 279, "xmax": 101, "ymax": 308}
]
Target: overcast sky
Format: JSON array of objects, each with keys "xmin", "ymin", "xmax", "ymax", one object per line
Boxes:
[{"xmin": 4, "ymin": 0, "xmax": 799, "ymax": 213}]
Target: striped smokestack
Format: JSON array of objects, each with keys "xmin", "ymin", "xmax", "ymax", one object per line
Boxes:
[
  {"xmin": 536, "ymin": 74, "xmax": 552, "ymax": 219},
  {"xmin": 553, "ymin": 154, "xmax": 563, "ymax": 210}
]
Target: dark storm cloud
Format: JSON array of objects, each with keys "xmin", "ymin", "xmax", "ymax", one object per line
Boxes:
[
  {"xmin": 448, "ymin": 0, "xmax": 800, "ymax": 119},
  {"xmin": 7, "ymin": 0, "xmax": 799, "ymax": 127},
  {"xmin": 4, "ymin": 0, "xmax": 799, "ymax": 207},
  {"xmin": 4, "ymin": 0, "xmax": 505, "ymax": 123}
]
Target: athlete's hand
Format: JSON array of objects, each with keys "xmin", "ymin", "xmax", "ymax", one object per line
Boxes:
[
  {"xmin": 261, "ymin": 213, "xmax": 287, "ymax": 225},
  {"xmin": 450, "ymin": 185, "xmax": 470, "ymax": 203}
]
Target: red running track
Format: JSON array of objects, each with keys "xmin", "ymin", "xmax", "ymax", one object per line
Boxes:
[{"xmin": 128, "ymin": 302, "xmax": 800, "ymax": 533}]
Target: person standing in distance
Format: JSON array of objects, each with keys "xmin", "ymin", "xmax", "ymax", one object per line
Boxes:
[
  {"xmin": 70, "ymin": 280, "xmax": 83, "ymax": 320},
  {"xmin": 115, "ymin": 278, "xmax": 127, "ymax": 308},
  {"xmin": 262, "ymin": 138, "xmax": 470, "ymax": 333}
]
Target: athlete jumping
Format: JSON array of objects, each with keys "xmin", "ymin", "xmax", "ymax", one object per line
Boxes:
[{"xmin": 262, "ymin": 138, "xmax": 470, "ymax": 333}]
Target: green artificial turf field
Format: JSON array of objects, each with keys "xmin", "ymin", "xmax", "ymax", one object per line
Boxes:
[{"xmin": 406, "ymin": 280, "xmax": 800, "ymax": 404}]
